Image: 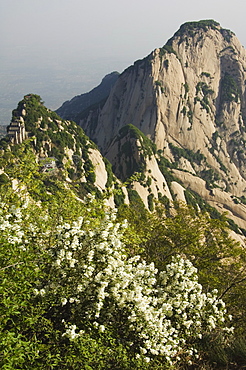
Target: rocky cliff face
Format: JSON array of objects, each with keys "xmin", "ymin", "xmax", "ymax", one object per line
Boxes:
[{"xmin": 77, "ymin": 20, "xmax": 246, "ymax": 230}]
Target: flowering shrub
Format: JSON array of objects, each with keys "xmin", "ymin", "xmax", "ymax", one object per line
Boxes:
[
  {"xmin": 49, "ymin": 215, "xmax": 230, "ymax": 363},
  {"xmin": 0, "ymin": 199, "xmax": 232, "ymax": 367}
]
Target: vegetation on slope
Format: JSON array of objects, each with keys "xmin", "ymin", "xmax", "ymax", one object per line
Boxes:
[
  {"xmin": 113, "ymin": 124, "xmax": 157, "ymax": 181},
  {"xmin": 0, "ymin": 138, "xmax": 246, "ymax": 369},
  {"xmin": 168, "ymin": 19, "xmax": 234, "ymax": 44},
  {"xmin": 6, "ymin": 94, "xmax": 110, "ymax": 198},
  {"xmin": 1, "ymin": 95, "xmax": 246, "ymax": 369}
]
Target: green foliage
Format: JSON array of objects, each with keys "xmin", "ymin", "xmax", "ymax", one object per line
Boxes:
[
  {"xmin": 117, "ymin": 125, "xmax": 157, "ymax": 181},
  {"xmin": 169, "ymin": 143, "xmax": 206, "ymax": 165},
  {"xmin": 212, "ymin": 130, "xmax": 220, "ymax": 141},
  {"xmin": 103, "ymin": 157, "xmax": 115, "ymax": 188},
  {"xmin": 120, "ymin": 202, "xmax": 246, "ymax": 336},
  {"xmin": 208, "ymin": 147, "xmax": 228, "ymax": 174},
  {"xmin": 157, "ymin": 155, "xmax": 178, "ymax": 190},
  {"xmin": 147, "ymin": 193, "xmax": 154, "ymax": 211},
  {"xmin": 0, "ymin": 173, "xmax": 10, "ymax": 185},
  {"xmin": 200, "ymin": 168, "xmax": 221, "ymax": 189},
  {"xmin": 9, "ymin": 94, "xmax": 99, "ymax": 189},
  {"xmin": 183, "ymin": 188, "xmax": 239, "ymax": 230},
  {"xmin": 183, "ymin": 82, "xmax": 189, "ymax": 99},
  {"xmin": 0, "ymin": 196, "xmax": 233, "ymax": 369},
  {"xmin": 196, "ymin": 82, "xmax": 214, "ymax": 96},
  {"xmin": 1, "ymin": 140, "xmax": 48, "ymax": 201},
  {"xmin": 240, "ymin": 195, "xmax": 246, "ymax": 205},
  {"xmin": 163, "ymin": 59, "xmax": 169, "ymax": 69},
  {"xmin": 0, "ymin": 136, "xmax": 11, "ymax": 150},
  {"xmin": 146, "ymin": 176, "xmax": 152, "ymax": 187},
  {"xmin": 228, "ymin": 336, "xmax": 246, "ymax": 366},
  {"xmin": 173, "ymin": 20, "xmax": 220, "ymax": 39},
  {"xmin": 113, "ymin": 182, "xmax": 126, "ymax": 208},
  {"xmin": 13, "ymin": 94, "xmax": 47, "ymax": 134},
  {"xmin": 127, "ymin": 188, "xmax": 145, "ymax": 208},
  {"xmin": 2, "ymin": 93, "xmax": 246, "ymax": 369},
  {"xmin": 220, "ymin": 73, "xmax": 240, "ymax": 103},
  {"xmin": 155, "ymin": 81, "xmax": 165, "ymax": 93},
  {"xmin": 194, "ymin": 82, "xmax": 214, "ymax": 113},
  {"xmin": 0, "ymin": 140, "xmax": 245, "ymax": 369},
  {"xmin": 187, "ymin": 106, "xmax": 193, "ymax": 124},
  {"xmin": 159, "ymin": 45, "xmax": 179, "ymax": 59},
  {"xmin": 53, "ymin": 130, "xmax": 75, "ymax": 150},
  {"xmin": 0, "ymin": 193, "xmax": 107, "ymax": 369},
  {"xmin": 119, "ymin": 124, "xmax": 157, "ymax": 156},
  {"xmin": 201, "ymin": 72, "xmax": 211, "ymax": 78},
  {"xmin": 220, "ymin": 28, "xmax": 235, "ymax": 42},
  {"xmin": 157, "ymin": 193, "xmax": 171, "ymax": 214}
]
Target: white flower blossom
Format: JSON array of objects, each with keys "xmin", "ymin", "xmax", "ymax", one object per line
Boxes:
[
  {"xmin": 61, "ymin": 298, "xmax": 67, "ymax": 306},
  {"xmin": 33, "ymin": 288, "xmax": 39, "ymax": 296},
  {"xmin": 99, "ymin": 325, "xmax": 105, "ymax": 332},
  {"xmin": 39, "ymin": 289, "xmax": 45, "ymax": 296}
]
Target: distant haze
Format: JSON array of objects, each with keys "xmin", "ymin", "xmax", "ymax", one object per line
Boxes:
[{"xmin": 1, "ymin": 0, "xmax": 246, "ymax": 125}]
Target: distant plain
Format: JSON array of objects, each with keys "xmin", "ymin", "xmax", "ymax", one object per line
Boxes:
[{"xmin": 0, "ymin": 54, "xmax": 130, "ymax": 126}]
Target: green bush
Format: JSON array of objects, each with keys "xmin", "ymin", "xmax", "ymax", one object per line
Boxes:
[
  {"xmin": 147, "ymin": 193, "xmax": 154, "ymax": 211},
  {"xmin": 0, "ymin": 173, "xmax": 10, "ymax": 185}
]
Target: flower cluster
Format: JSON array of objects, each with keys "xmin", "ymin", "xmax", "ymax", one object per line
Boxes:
[
  {"xmin": 49, "ymin": 212, "xmax": 230, "ymax": 363},
  {"xmin": 0, "ymin": 203, "xmax": 232, "ymax": 364},
  {"xmin": 0, "ymin": 205, "xmax": 25, "ymax": 246}
]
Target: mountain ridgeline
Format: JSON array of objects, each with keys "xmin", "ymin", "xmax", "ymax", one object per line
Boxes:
[
  {"xmin": 56, "ymin": 19, "xmax": 246, "ymax": 232},
  {"xmin": 56, "ymin": 71, "xmax": 119, "ymax": 121},
  {"xmin": 2, "ymin": 20, "xmax": 246, "ymax": 239},
  {"xmin": 2, "ymin": 20, "xmax": 246, "ymax": 368}
]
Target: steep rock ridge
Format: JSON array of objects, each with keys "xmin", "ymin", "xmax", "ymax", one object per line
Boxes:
[
  {"xmin": 155, "ymin": 21, "xmax": 246, "ymax": 192},
  {"xmin": 77, "ymin": 20, "xmax": 246, "ymax": 227},
  {"xmin": 105, "ymin": 124, "xmax": 173, "ymax": 209},
  {"xmin": 56, "ymin": 72, "xmax": 119, "ymax": 121},
  {"xmin": 2, "ymin": 94, "xmax": 124, "ymax": 205},
  {"xmin": 79, "ymin": 56, "xmax": 157, "ymax": 149}
]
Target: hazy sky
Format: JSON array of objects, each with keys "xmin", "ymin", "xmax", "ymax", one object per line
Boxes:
[{"xmin": 1, "ymin": 0, "xmax": 246, "ymax": 124}]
